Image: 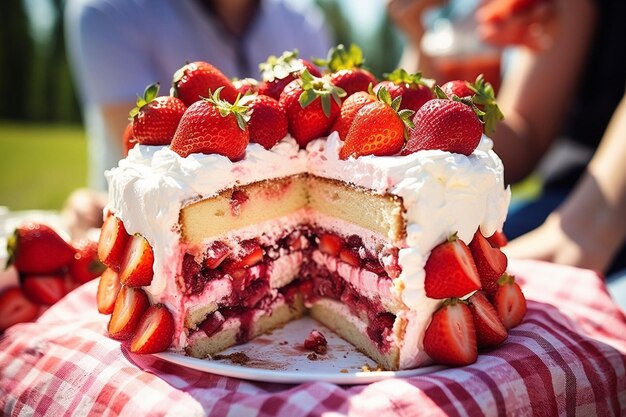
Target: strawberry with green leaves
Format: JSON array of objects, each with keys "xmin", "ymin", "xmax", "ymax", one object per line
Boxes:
[
  {"xmin": 279, "ymin": 69, "xmax": 345, "ymax": 147},
  {"xmin": 441, "ymin": 74, "xmax": 504, "ymax": 135},
  {"xmin": 241, "ymin": 94, "xmax": 288, "ymax": 149},
  {"xmin": 403, "ymin": 86, "xmax": 486, "ymax": 156},
  {"xmin": 424, "ymin": 233, "xmax": 481, "ymax": 299},
  {"xmin": 339, "ymin": 87, "xmax": 414, "ymax": 159},
  {"xmin": 170, "ymin": 88, "xmax": 250, "ymax": 159},
  {"xmin": 424, "ymin": 298, "xmax": 478, "ymax": 366},
  {"xmin": 7, "ymin": 222, "xmax": 76, "ymax": 275},
  {"xmin": 315, "ymin": 44, "xmax": 377, "ymax": 97},
  {"xmin": 172, "ymin": 61, "xmax": 238, "ymax": 106},
  {"xmin": 374, "ymin": 68, "xmax": 434, "ymax": 112},
  {"xmin": 258, "ymin": 50, "xmax": 322, "ymax": 100},
  {"xmin": 130, "ymin": 83, "xmax": 187, "ymax": 146}
]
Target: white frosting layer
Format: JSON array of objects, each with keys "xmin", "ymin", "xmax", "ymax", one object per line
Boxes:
[{"xmin": 105, "ymin": 131, "xmax": 510, "ymax": 366}]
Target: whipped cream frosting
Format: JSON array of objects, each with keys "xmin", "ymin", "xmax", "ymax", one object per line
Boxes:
[{"xmin": 105, "ymin": 131, "xmax": 510, "ymax": 363}]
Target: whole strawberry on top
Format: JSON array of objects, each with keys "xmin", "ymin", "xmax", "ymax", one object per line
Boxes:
[
  {"xmin": 170, "ymin": 87, "xmax": 250, "ymax": 160},
  {"xmin": 374, "ymin": 68, "xmax": 434, "ymax": 112},
  {"xmin": 314, "ymin": 44, "xmax": 377, "ymax": 98},
  {"xmin": 6, "ymin": 222, "xmax": 76, "ymax": 275},
  {"xmin": 402, "ymin": 84, "xmax": 502, "ymax": 156},
  {"xmin": 241, "ymin": 94, "xmax": 288, "ymax": 150},
  {"xmin": 339, "ymin": 87, "xmax": 414, "ymax": 159},
  {"xmin": 441, "ymin": 74, "xmax": 504, "ymax": 135},
  {"xmin": 129, "ymin": 83, "xmax": 187, "ymax": 146},
  {"xmin": 258, "ymin": 50, "xmax": 321, "ymax": 100},
  {"xmin": 279, "ymin": 69, "xmax": 345, "ymax": 148},
  {"xmin": 332, "ymin": 90, "xmax": 376, "ymax": 140},
  {"xmin": 172, "ymin": 61, "xmax": 238, "ymax": 107}
]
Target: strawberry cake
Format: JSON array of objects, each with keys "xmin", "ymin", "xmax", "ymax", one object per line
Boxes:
[{"xmin": 96, "ymin": 47, "xmax": 526, "ymax": 370}]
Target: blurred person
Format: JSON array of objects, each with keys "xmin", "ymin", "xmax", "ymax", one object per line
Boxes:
[
  {"xmin": 62, "ymin": 0, "xmax": 332, "ymax": 236},
  {"xmin": 389, "ymin": 0, "xmax": 626, "ymax": 286}
]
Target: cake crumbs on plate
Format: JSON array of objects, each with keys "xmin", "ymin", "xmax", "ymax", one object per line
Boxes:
[
  {"xmin": 307, "ymin": 352, "xmax": 319, "ymax": 361},
  {"xmin": 340, "ymin": 369, "xmax": 349, "ymax": 373},
  {"xmin": 212, "ymin": 352, "xmax": 250, "ymax": 365},
  {"xmin": 361, "ymin": 363, "xmax": 385, "ymax": 372}
]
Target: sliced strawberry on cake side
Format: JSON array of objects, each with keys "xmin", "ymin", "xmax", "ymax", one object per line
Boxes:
[
  {"xmin": 279, "ymin": 69, "xmax": 345, "ymax": 148},
  {"xmin": 98, "ymin": 215, "xmax": 131, "ymax": 272},
  {"xmin": 468, "ymin": 291, "xmax": 508, "ymax": 347},
  {"xmin": 0, "ymin": 286, "xmax": 40, "ymax": 332},
  {"xmin": 374, "ymin": 68, "xmax": 434, "ymax": 112},
  {"xmin": 424, "ymin": 234, "xmax": 481, "ymax": 299},
  {"xmin": 129, "ymin": 83, "xmax": 187, "ymax": 146},
  {"xmin": 487, "ymin": 230, "xmax": 508, "ymax": 248},
  {"xmin": 119, "ymin": 234, "xmax": 154, "ymax": 287},
  {"xmin": 493, "ymin": 273, "xmax": 527, "ymax": 330},
  {"xmin": 170, "ymin": 88, "xmax": 250, "ymax": 160},
  {"xmin": 469, "ymin": 230, "xmax": 508, "ymax": 295},
  {"xmin": 315, "ymin": 44, "xmax": 377, "ymax": 97},
  {"xmin": 172, "ymin": 61, "xmax": 238, "ymax": 106},
  {"xmin": 339, "ymin": 86, "xmax": 415, "ymax": 159},
  {"xmin": 130, "ymin": 304, "xmax": 175, "ymax": 354},
  {"xmin": 97, "ymin": 268, "xmax": 122, "ymax": 315},
  {"xmin": 6, "ymin": 222, "xmax": 76, "ymax": 275},
  {"xmin": 258, "ymin": 50, "xmax": 322, "ymax": 100},
  {"xmin": 107, "ymin": 286, "xmax": 150, "ymax": 340},
  {"xmin": 424, "ymin": 299, "xmax": 478, "ymax": 366}
]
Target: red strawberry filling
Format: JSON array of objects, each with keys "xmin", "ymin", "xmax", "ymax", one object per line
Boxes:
[{"xmin": 185, "ymin": 226, "xmax": 400, "ymax": 353}]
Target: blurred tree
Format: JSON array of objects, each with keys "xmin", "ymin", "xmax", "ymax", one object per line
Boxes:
[{"xmin": 0, "ymin": 1, "xmax": 34, "ymax": 121}]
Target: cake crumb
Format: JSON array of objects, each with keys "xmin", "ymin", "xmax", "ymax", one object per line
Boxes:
[
  {"xmin": 213, "ymin": 352, "xmax": 250, "ymax": 365},
  {"xmin": 303, "ymin": 329, "xmax": 328, "ymax": 354},
  {"xmin": 340, "ymin": 369, "xmax": 349, "ymax": 373},
  {"xmin": 361, "ymin": 364, "xmax": 385, "ymax": 372},
  {"xmin": 279, "ymin": 341, "xmax": 289, "ymax": 346},
  {"xmin": 307, "ymin": 353, "xmax": 318, "ymax": 361}
]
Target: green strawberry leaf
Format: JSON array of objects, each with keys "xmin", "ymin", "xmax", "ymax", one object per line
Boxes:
[
  {"xmin": 384, "ymin": 68, "xmax": 434, "ymax": 89},
  {"xmin": 259, "ymin": 50, "xmax": 302, "ymax": 82},
  {"xmin": 297, "ymin": 69, "xmax": 346, "ymax": 117},
  {"xmin": 315, "ymin": 44, "xmax": 366, "ymax": 72},
  {"xmin": 206, "ymin": 87, "xmax": 250, "ymax": 131},
  {"xmin": 467, "ymin": 74, "xmax": 504, "ymax": 135},
  {"xmin": 129, "ymin": 82, "xmax": 160, "ymax": 119}
]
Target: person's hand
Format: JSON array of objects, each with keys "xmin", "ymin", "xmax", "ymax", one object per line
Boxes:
[
  {"xmin": 476, "ymin": 0, "xmax": 559, "ymax": 51},
  {"xmin": 387, "ymin": 0, "xmax": 445, "ymax": 46},
  {"xmin": 503, "ymin": 211, "xmax": 618, "ymax": 275},
  {"xmin": 61, "ymin": 188, "xmax": 107, "ymax": 239}
]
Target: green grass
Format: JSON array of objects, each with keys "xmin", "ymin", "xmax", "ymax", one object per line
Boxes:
[{"xmin": 0, "ymin": 122, "xmax": 87, "ymax": 211}]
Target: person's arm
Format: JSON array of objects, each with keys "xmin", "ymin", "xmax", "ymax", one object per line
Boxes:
[
  {"xmin": 487, "ymin": 0, "xmax": 598, "ymax": 183},
  {"xmin": 504, "ymin": 92, "xmax": 626, "ymax": 273},
  {"xmin": 386, "ymin": 0, "xmax": 445, "ymax": 77}
]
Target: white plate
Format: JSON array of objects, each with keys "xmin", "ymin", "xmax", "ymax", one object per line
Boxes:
[{"xmin": 153, "ymin": 316, "xmax": 444, "ymax": 384}]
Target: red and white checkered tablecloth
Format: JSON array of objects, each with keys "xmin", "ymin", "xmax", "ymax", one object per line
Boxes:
[{"xmin": 1, "ymin": 259, "xmax": 625, "ymax": 417}]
